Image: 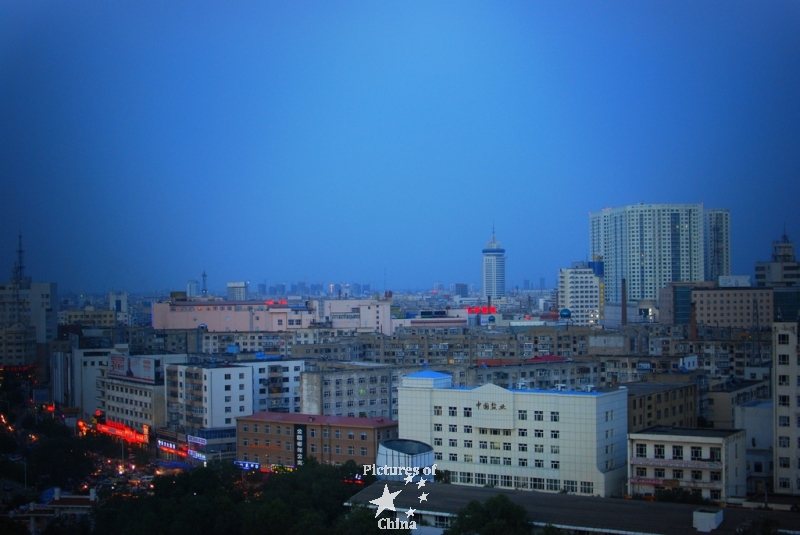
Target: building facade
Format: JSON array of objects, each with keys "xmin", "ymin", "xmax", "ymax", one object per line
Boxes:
[
  {"xmin": 481, "ymin": 232, "xmax": 506, "ymax": 301},
  {"xmin": 756, "ymin": 233, "xmax": 799, "ymax": 288},
  {"xmin": 693, "ymin": 287, "xmax": 773, "ymax": 330},
  {"xmin": 165, "ymin": 362, "xmax": 253, "ymax": 463},
  {"xmin": 628, "ymin": 427, "xmax": 746, "ymax": 501},
  {"xmin": 558, "ymin": 261, "xmax": 604, "ymax": 326},
  {"xmin": 772, "ymin": 322, "xmax": 800, "ymax": 494},
  {"xmin": 704, "ymin": 209, "xmax": 732, "ymax": 282},
  {"xmin": 236, "ymin": 412, "xmax": 398, "ymax": 469},
  {"xmin": 399, "ymin": 371, "xmax": 628, "ymax": 497},
  {"xmin": 623, "ymin": 382, "xmax": 697, "ymax": 432}
]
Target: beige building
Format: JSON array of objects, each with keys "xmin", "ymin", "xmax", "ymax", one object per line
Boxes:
[
  {"xmin": 61, "ymin": 309, "xmax": 118, "ymax": 328},
  {"xmin": 628, "ymin": 426, "xmax": 746, "ymax": 501},
  {"xmin": 623, "ymin": 382, "xmax": 697, "ymax": 432},
  {"xmin": 693, "ymin": 287, "xmax": 773, "ymax": 329},
  {"xmin": 704, "ymin": 378, "xmax": 770, "ymax": 429}
]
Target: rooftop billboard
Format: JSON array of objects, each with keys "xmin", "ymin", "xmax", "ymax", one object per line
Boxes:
[{"xmin": 109, "ymin": 354, "xmax": 156, "ymax": 384}]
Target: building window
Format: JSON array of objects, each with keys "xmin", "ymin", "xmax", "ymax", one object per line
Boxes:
[
  {"xmin": 463, "ymin": 407, "xmax": 472, "ymax": 417},
  {"xmin": 550, "ymin": 430, "xmax": 559, "ymax": 439},
  {"xmin": 348, "ymin": 446, "xmax": 355, "ymax": 455},
  {"xmin": 580, "ymin": 482, "xmax": 593, "ymax": 494},
  {"xmin": 535, "ymin": 459, "xmax": 544, "ymax": 468},
  {"xmin": 464, "ymin": 425, "xmax": 472, "ymax": 434},
  {"xmin": 449, "ymin": 424, "xmax": 458, "ymax": 432},
  {"xmin": 534, "ymin": 410, "xmax": 543, "ymax": 421},
  {"xmin": 710, "ymin": 447, "xmax": 721, "ymax": 462},
  {"xmin": 779, "ymin": 457, "xmax": 790, "ymax": 469},
  {"xmin": 434, "ymin": 406, "xmax": 442, "ymax": 416},
  {"xmin": 691, "ymin": 470, "xmax": 702, "ymax": 481},
  {"xmin": 636, "ymin": 467, "xmax": 647, "ymax": 477},
  {"xmin": 449, "ymin": 407, "xmax": 457, "ymax": 417},
  {"xmin": 518, "ymin": 443, "xmax": 528, "ymax": 452},
  {"xmin": 434, "ymin": 424, "xmax": 442, "ymax": 432},
  {"xmin": 519, "ymin": 458, "xmax": 528, "ymax": 467},
  {"xmin": 434, "ymin": 438, "xmax": 442, "ymax": 446},
  {"xmin": 479, "ymin": 456, "xmax": 487, "ymax": 464},
  {"xmin": 551, "ymin": 460, "xmax": 560, "ymax": 470},
  {"xmin": 518, "ymin": 410, "xmax": 527, "ymax": 420},
  {"xmin": 780, "ymin": 436, "xmax": 790, "ymax": 448},
  {"xmin": 673, "ymin": 469, "xmax": 683, "ymax": 479},
  {"xmin": 672, "ymin": 445, "xmax": 683, "ymax": 460},
  {"xmin": 654, "ymin": 445, "xmax": 665, "ymax": 459},
  {"xmin": 691, "ymin": 446, "xmax": 702, "ymax": 460},
  {"xmin": 550, "ymin": 411, "xmax": 559, "ymax": 422},
  {"xmin": 449, "ymin": 439, "xmax": 457, "ymax": 447},
  {"xmin": 654, "ymin": 468, "xmax": 665, "ymax": 478},
  {"xmin": 464, "ymin": 440, "xmax": 473, "ymax": 448},
  {"xmin": 635, "ymin": 443, "xmax": 646, "ymax": 457},
  {"xmin": 779, "ymin": 416, "xmax": 790, "ymax": 427},
  {"xmin": 534, "ymin": 429, "xmax": 544, "ymax": 438},
  {"xmin": 449, "ymin": 453, "xmax": 458, "ymax": 462}
]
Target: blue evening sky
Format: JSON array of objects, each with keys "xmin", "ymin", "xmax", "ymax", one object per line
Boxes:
[{"xmin": 1, "ymin": 1, "xmax": 798, "ymax": 295}]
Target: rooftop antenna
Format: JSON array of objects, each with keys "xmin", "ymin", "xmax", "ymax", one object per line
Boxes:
[{"xmin": 202, "ymin": 270, "xmax": 208, "ymax": 297}]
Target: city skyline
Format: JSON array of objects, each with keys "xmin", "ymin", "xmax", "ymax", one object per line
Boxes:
[{"xmin": 1, "ymin": 2, "xmax": 798, "ymax": 294}]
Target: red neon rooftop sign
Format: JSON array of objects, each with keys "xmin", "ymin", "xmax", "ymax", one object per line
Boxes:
[{"xmin": 465, "ymin": 306, "xmax": 497, "ymax": 314}]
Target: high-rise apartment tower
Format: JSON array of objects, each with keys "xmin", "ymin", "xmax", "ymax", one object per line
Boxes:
[{"xmin": 590, "ymin": 203, "xmax": 727, "ymax": 304}]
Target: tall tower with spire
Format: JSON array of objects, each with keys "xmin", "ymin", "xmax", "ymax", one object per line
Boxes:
[{"xmin": 481, "ymin": 228, "xmax": 506, "ymax": 301}]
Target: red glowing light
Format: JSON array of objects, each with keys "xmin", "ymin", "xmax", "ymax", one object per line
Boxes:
[{"xmin": 46, "ymin": 405, "xmax": 55, "ymax": 412}]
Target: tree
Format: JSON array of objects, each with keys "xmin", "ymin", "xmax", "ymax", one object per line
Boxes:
[{"xmin": 444, "ymin": 494, "xmax": 532, "ymax": 535}]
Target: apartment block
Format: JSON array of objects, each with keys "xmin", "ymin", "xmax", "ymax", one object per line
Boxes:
[
  {"xmin": 772, "ymin": 322, "xmax": 800, "ymax": 494},
  {"xmin": 623, "ymin": 382, "xmax": 697, "ymax": 432},
  {"xmin": 628, "ymin": 427, "xmax": 746, "ymax": 501},
  {"xmin": 165, "ymin": 362, "xmax": 254, "ymax": 463}
]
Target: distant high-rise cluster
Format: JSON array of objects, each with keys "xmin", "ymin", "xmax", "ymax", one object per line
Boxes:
[
  {"xmin": 589, "ymin": 203, "xmax": 731, "ymax": 304},
  {"xmin": 481, "ymin": 230, "xmax": 506, "ymax": 301}
]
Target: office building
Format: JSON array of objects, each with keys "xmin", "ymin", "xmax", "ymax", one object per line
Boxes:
[
  {"xmin": 557, "ymin": 261, "xmax": 604, "ymax": 326},
  {"xmin": 481, "ymin": 231, "xmax": 506, "ymax": 301},
  {"xmin": 589, "ymin": 203, "xmax": 714, "ymax": 304},
  {"xmin": 235, "ymin": 412, "xmax": 398, "ymax": 470},
  {"xmin": 96, "ymin": 350, "xmax": 186, "ymax": 446},
  {"xmin": 398, "ymin": 371, "xmax": 628, "ymax": 497}
]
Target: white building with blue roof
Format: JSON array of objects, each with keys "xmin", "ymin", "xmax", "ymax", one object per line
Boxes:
[{"xmin": 398, "ymin": 370, "xmax": 628, "ymax": 497}]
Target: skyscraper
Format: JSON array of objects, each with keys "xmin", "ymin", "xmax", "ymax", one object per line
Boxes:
[
  {"xmin": 481, "ymin": 230, "xmax": 506, "ymax": 301},
  {"xmin": 589, "ymin": 203, "xmax": 720, "ymax": 304},
  {"xmin": 704, "ymin": 208, "xmax": 731, "ymax": 282}
]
